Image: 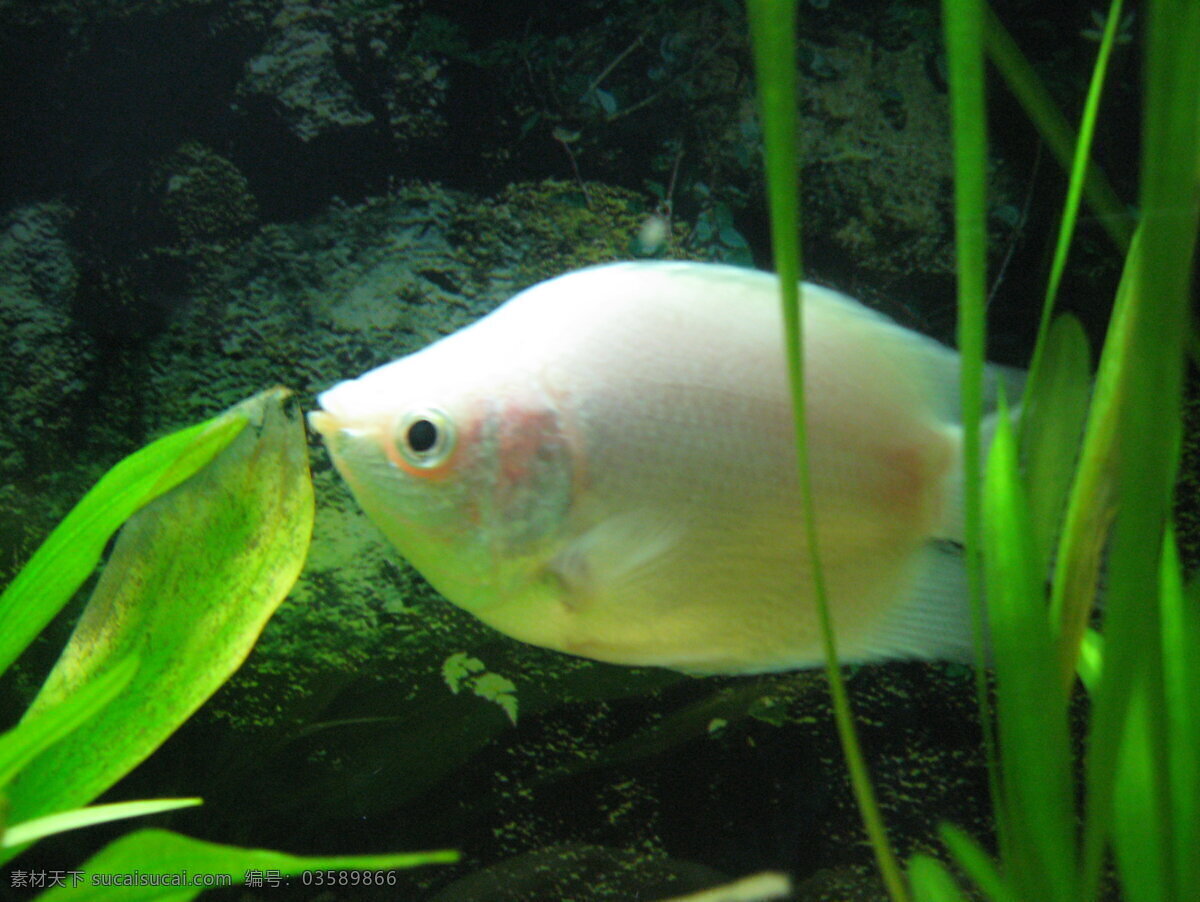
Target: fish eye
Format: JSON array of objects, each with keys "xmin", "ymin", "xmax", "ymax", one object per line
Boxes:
[{"xmin": 394, "ymin": 408, "xmax": 455, "ymax": 468}]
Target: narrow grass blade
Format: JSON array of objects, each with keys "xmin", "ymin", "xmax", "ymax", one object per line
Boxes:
[
  {"xmin": 1020, "ymin": 0, "xmax": 1125, "ymax": 410},
  {"xmin": 3, "ymin": 798, "xmax": 201, "ymax": 848},
  {"xmin": 982, "ymin": 3, "xmax": 1131, "ymax": 252},
  {"xmin": 0, "ymin": 413, "xmax": 247, "ymax": 675},
  {"xmin": 1, "ymin": 388, "xmax": 314, "ymax": 864},
  {"xmin": 34, "ymin": 828, "xmax": 458, "ymax": 902},
  {"xmin": 940, "ymin": 0, "xmax": 1008, "ymax": 873},
  {"xmin": 746, "ymin": 2, "xmax": 906, "ymax": 898},
  {"xmin": 940, "ymin": 0, "xmax": 987, "ymax": 657}
]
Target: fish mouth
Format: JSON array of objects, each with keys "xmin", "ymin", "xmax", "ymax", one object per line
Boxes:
[
  {"xmin": 307, "ymin": 381, "xmax": 365, "ymax": 439},
  {"xmin": 306, "ymin": 399, "xmax": 385, "ymax": 459},
  {"xmin": 306, "ymin": 408, "xmax": 340, "ymax": 438}
]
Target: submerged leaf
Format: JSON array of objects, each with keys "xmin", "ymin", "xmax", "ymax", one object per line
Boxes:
[
  {"xmin": 1161, "ymin": 530, "xmax": 1200, "ymax": 898},
  {"xmin": 906, "ymin": 854, "xmax": 966, "ymax": 902},
  {"xmin": 471, "ymin": 672, "xmax": 518, "ymax": 725},
  {"xmin": 1020, "ymin": 314, "xmax": 1091, "ymax": 580},
  {"xmin": 2, "ymin": 798, "xmax": 201, "ymax": 848},
  {"xmin": 0, "ymin": 412, "xmax": 246, "ymax": 676},
  {"xmin": 0, "ymin": 656, "xmax": 137, "ymax": 792},
  {"xmin": 441, "ymin": 652, "xmax": 486, "ymax": 694},
  {"xmin": 984, "ymin": 395, "xmax": 1076, "ymax": 901},
  {"xmin": 2, "ymin": 388, "xmax": 314, "ymax": 845},
  {"xmin": 441, "ymin": 654, "xmax": 518, "ymax": 723},
  {"xmin": 34, "ymin": 828, "xmax": 457, "ymax": 902}
]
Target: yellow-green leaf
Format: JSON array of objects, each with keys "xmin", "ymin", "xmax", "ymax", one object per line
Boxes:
[
  {"xmin": 2, "ymin": 388, "xmax": 313, "ymax": 847},
  {"xmin": 0, "ymin": 412, "xmax": 247, "ymax": 676},
  {"xmin": 0, "ymin": 656, "xmax": 137, "ymax": 791},
  {"xmin": 3, "ymin": 798, "xmax": 201, "ymax": 848}
]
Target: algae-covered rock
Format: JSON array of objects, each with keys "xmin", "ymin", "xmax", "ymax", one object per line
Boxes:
[
  {"xmin": 0, "ymin": 202, "xmax": 78, "ymax": 313},
  {"xmin": 152, "ymin": 142, "xmax": 258, "ymax": 250},
  {"xmin": 795, "ymin": 24, "xmax": 958, "ymax": 290},
  {"xmin": 0, "ymin": 203, "xmax": 93, "ymax": 476},
  {"xmin": 235, "ymin": 0, "xmax": 447, "ymax": 149},
  {"xmin": 239, "ymin": 24, "xmax": 376, "ymax": 143},
  {"xmin": 452, "ymin": 179, "xmax": 687, "ymax": 283}
]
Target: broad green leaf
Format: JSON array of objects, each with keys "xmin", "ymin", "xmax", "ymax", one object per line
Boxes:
[
  {"xmin": 1077, "ymin": 628, "xmax": 1104, "ymax": 695},
  {"xmin": 906, "ymin": 854, "xmax": 965, "ymax": 902},
  {"xmin": 1047, "ymin": 234, "xmax": 1133, "ymax": 699},
  {"xmin": 1017, "ymin": 313, "xmax": 1090, "ymax": 607},
  {"xmin": 34, "ymin": 828, "xmax": 458, "ymax": 902},
  {"xmin": 1160, "ymin": 530, "xmax": 1199, "ymax": 899},
  {"xmin": 1081, "ymin": 0, "xmax": 1200, "ymax": 891},
  {"xmin": 1112, "ymin": 677, "xmax": 1167, "ymax": 902},
  {"xmin": 3, "ymin": 798, "xmax": 201, "ymax": 848},
  {"xmin": 984, "ymin": 396, "xmax": 1076, "ymax": 902},
  {"xmin": 938, "ymin": 824, "xmax": 1018, "ymax": 902},
  {"xmin": 1, "ymin": 388, "xmax": 314, "ymax": 855},
  {"xmin": 0, "ymin": 412, "xmax": 247, "ymax": 675},
  {"xmin": 1111, "ymin": 527, "xmax": 1194, "ymax": 902},
  {"xmin": 0, "ymin": 656, "xmax": 137, "ymax": 790}
]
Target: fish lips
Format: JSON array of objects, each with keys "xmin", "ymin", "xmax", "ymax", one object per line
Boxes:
[{"xmin": 305, "ymin": 408, "xmax": 339, "ymax": 439}]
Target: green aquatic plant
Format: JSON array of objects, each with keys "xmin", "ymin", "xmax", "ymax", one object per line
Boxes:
[
  {"xmin": 0, "ymin": 388, "xmax": 458, "ymax": 896},
  {"xmin": 747, "ymin": 3, "xmax": 909, "ymax": 897},
  {"xmin": 747, "ymin": 0, "xmax": 1199, "ymax": 899},
  {"xmin": 441, "ymin": 652, "xmax": 520, "ymax": 725}
]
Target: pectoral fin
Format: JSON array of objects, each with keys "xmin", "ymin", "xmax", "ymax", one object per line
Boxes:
[{"xmin": 546, "ymin": 510, "xmax": 685, "ymax": 612}]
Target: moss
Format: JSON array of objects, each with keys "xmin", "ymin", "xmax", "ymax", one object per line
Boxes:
[
  {"xmin": 153, "ymin": 142, "xmax": 258, "ymax": 250},
  {"xmin": 0, "ymin": 204, "xmax": 95, "ymax": 477},
  {"xmin": 451, "ymin": 179, "xmax": 687, "ymax": 283}
]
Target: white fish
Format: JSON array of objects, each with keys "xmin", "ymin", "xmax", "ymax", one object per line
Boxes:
[{"xmin": 309, "ymin": 261, "xmax": 1011, "ymax": 674}]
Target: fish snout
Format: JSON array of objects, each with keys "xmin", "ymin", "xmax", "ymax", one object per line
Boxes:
[{"xmin": 306, "ymin": 408, "xmax": 341, "ymax": 439}]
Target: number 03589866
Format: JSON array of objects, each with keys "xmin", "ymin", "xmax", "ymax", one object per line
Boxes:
[{"xmin": 300, "ymin": 870, "xmax": 397, "ymax": 887}]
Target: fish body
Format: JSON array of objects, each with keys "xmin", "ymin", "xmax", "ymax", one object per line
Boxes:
[{"xmin": 310, "ymin": 261, "xmax": 994, "ymax": 674}]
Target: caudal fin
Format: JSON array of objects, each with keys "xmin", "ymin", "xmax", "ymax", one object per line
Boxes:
[{"xmin": 855, "ymin": 396, "xmax": 1020, "ymax": 665}]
